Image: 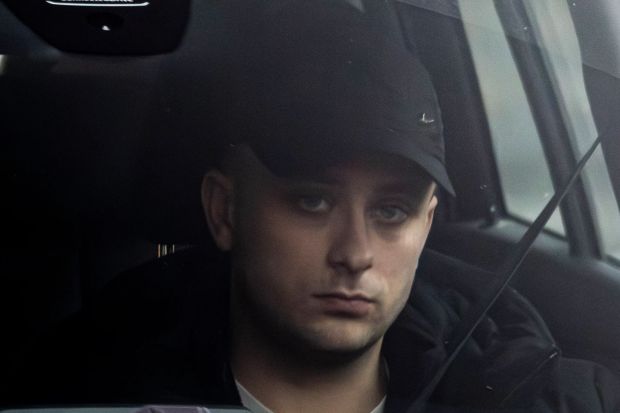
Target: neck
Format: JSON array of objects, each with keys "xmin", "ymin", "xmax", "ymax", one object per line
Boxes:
[{"xmin": 230, "ymin": 300, "xmax": 387, "ymax": 413}]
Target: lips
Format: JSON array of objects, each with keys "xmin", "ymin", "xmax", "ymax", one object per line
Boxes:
[{"xmin": 314, "ymin": 292, "xmax": 374, "ymax": 317}]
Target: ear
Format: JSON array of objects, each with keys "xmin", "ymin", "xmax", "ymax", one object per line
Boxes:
[
  {"xmin": 425, "ymin": 195, "xmax": 438, "ymax": 229},
  {"xmin": 422, "ymin": 192, "xmax": 438, "ymax": 236},
  {"xmin": 201, "ymin": 170, "xmax": 235, "ymax": 251}
]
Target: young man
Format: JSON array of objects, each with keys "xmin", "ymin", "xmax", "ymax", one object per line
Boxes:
[{"xmin": 196, "ymin": 3, "xmax": 453, "ymax": 411}]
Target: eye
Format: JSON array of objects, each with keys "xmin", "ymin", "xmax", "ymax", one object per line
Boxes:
[
  {"xmin": 372, "ymin": 205, "xmax": 409, "ymax": 224},
  {"xmin": 297, "ymin": 196, "xmax": 331, "ymax": 213}
]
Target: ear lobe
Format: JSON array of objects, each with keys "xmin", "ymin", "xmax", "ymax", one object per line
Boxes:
[{"xmin": 201, "ymin": 170, "xmax": 234, "ymax": 251}]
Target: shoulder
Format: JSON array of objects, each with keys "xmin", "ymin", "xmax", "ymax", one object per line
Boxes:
[{"xmin": 384, "ymin": 249, "xmax": 620, "ymax": 413}]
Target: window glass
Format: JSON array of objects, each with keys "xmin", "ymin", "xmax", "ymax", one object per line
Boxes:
[
  {"xmin": 523, "ymin": 1, "xmax": 620, "ymax": 260},
  {"xmin": 459, "ymin": 0, "xmax": 564, "ymax": 234}
]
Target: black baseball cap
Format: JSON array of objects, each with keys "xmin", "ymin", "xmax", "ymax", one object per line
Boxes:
[{"xmin": 227, "ymin": 0, "xmax": 455, "ymax": 196}]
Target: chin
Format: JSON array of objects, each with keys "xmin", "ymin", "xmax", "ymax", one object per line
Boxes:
[{"xmin": 293, "ymin": 324, "xmax": 384, "ymax": 359}]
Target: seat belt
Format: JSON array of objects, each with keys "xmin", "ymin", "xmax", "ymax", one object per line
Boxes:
[{"xmin": 407, "ymin": 136, "xmax": 602, "ymax": 412}]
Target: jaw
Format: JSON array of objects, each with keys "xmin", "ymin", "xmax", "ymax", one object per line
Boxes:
[{"xmin": 230, "ymin": 284, "xmax": 387, "ymax": 375}]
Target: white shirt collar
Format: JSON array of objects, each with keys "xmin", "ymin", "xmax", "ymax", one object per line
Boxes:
[{"xmin": 235, "ymin": 380, "xmax": 386, "ymax": 413}]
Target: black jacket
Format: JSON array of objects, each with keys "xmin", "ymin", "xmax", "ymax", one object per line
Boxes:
[{"xmin": 5, "ymin": 246, "xmax": 620, "ymax": 412}]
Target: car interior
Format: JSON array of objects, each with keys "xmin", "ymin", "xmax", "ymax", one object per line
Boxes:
[{"xmin": 3, "ymin": 0, "xmax": 620, "ymax": 407}]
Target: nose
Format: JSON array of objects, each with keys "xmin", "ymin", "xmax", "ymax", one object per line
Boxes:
[{"xmin": 327, "ymin": 208, "xmax": 374, "ymax": 275}]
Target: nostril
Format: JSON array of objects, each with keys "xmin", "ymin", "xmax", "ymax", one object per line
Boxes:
[
  {"xmin": 326, "ymin": 210, "xmax": 374, "ymax": 274},
  {"xmin": 327, "ymin": 240, "xmax": 374, "ymax": 275}
]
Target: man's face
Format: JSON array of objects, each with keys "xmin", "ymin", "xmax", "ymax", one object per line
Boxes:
[{"xmin": 212, "ymin": 149, "xmax": 437, "ymax": 357}]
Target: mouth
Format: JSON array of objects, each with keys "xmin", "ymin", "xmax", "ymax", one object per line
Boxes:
[{"xmin": 313, "ymin": 292, "xmax": 375, "ymax": 317}]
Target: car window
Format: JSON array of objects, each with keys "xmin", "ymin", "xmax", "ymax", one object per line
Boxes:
[
  {"xmin": 522, "ymin": 1, "xmax": 620, "ymax": 261},
  {"xmin": 459, "ymin": 0, "xmax": 565, "ymax": 235},
  {"xmin": 460, "ymin": 0, "xmax": 620, "ymax": 262}
]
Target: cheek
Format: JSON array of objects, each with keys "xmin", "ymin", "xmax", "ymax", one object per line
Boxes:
[
  {"xmin": 375, "ymin": 224, "xmax": 428, "ymax": 305},
  {"xmin": 234, "ymin": 199, "xmax": 328, "ymax": 298}
]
